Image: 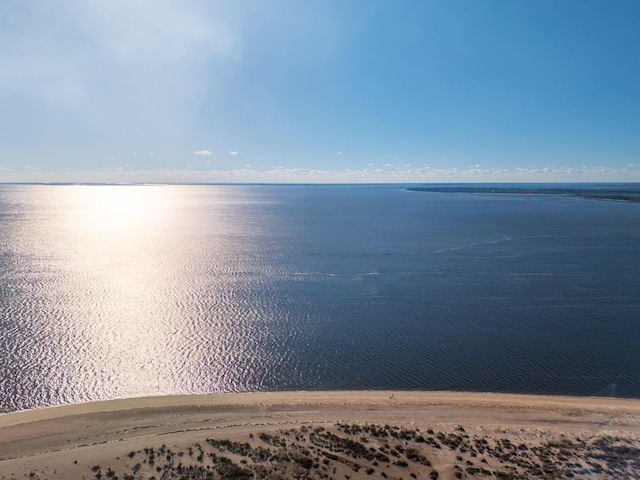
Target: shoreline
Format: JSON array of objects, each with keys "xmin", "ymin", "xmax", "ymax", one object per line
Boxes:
[
  {"xmin": 3, "ymin": 390, "xmax": 640, "ymax": 426},
  {"xmin": 2, "ymin": 391, "xmax": 640, "ymax": 479}
]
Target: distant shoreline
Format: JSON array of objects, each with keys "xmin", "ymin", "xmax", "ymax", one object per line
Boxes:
[
  {"xmin": 3, "ymin": 182, "xmax": 640, "ymax": 202},
  {"xmin": 408, "ymin": 186, "xmax": 640, "ymax": 203}
]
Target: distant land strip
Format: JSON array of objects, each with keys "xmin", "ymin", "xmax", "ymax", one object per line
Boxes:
[{"xmin": 407, "ymin": 186, "xmax": 640, "ymax": 203}]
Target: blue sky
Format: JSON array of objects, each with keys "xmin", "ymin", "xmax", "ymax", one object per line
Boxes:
[{"xmin": 1, "ymin": 0, "xmax": 639, "ymax": 183}]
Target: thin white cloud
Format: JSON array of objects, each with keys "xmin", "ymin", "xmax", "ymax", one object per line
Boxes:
[
  {"xmin": 3, "ymin": 164, "xmax": 640, "ymax": 184},
  {"xmin": 229, "ymin": 151, "xmax": 239, "ymax": 155},
  {"xmin": 0, "ymin": 1, "xmax": 240, "ymax": 142},
  {"xmin": 194, "ymin": 150, "xmax": 212, "ymax": 155}
]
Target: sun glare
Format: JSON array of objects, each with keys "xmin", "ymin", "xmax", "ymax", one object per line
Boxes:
[
  {"xmin": 73, "ymin": 185, "xmax": 167, "ymax": 231},
  {"xmin": 57, "ymin": 185, "xmax": 182, "ymax": 396}
]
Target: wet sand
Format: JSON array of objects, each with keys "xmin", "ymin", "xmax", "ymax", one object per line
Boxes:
[{"xmin": 1, "ymin": 391, "xmax": 639, "ymax": 479}]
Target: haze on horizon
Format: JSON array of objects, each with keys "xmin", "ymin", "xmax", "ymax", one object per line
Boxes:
[{"xmin": 1, "ymin": 1, "xmax": 639, "ymax": 184}]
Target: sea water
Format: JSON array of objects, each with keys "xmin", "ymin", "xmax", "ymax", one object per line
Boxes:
[{"xmin": 0, "ymin": 184, "xmax": 638, "ymax": 412}]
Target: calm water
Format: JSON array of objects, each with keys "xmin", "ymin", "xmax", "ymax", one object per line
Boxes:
[{"xmin": 0, "ymin": 184, "xmax": 639, "ymax": 412}]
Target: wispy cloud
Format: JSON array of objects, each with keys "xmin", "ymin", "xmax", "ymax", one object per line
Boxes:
[
  {"xmin": 0, "ymin": 1, "xmax": 240, "ymax": 142},
  {"xmin": 4, "ymin": 164, "xmax": 639, "ymax": 184},
  {"xmin": 229, "ymin": 151, "xmax": 239, "ymax": 155},
  {"xmin": 194, "ymin": 150, "xmax": 212, "ymax": 155}
]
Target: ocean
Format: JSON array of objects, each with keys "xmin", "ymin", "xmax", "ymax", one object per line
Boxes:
[{"xmin": 0, "ymin": 184, "xmax": 639, "ymax": 412}]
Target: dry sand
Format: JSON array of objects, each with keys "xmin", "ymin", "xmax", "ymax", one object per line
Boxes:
[{"xmin": 1, "ymin": 391, "xmax": 639, "ymax": 479}]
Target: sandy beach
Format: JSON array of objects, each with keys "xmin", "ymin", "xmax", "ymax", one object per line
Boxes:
[{"xmin": 1, "ymin": 391, "xmax": 639, "ymax": 479}]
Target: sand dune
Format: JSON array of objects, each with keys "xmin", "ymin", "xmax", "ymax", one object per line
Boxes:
[{"xmin": 1, "ymin": 391, "xmax": 639, "ymax": 479}]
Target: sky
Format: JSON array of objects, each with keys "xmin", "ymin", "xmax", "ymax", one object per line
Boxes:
[{"xmin": 1, "ymin": 0, "xmax": 639, "ymax": 184}]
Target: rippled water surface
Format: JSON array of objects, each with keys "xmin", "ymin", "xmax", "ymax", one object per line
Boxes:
[{"xmin": 1, "ymin": 184, "xmax": 639, "ymax": 411}]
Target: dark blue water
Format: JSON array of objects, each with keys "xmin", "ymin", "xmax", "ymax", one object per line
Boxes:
[{"xmin": 0, "ymin": 184, "xmax": 639, "ymax": 412}]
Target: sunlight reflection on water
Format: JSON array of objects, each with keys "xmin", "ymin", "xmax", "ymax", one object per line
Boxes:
[{"xmin": 3, "ymin": 185, "xmax": 262, "ymax": 407}]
